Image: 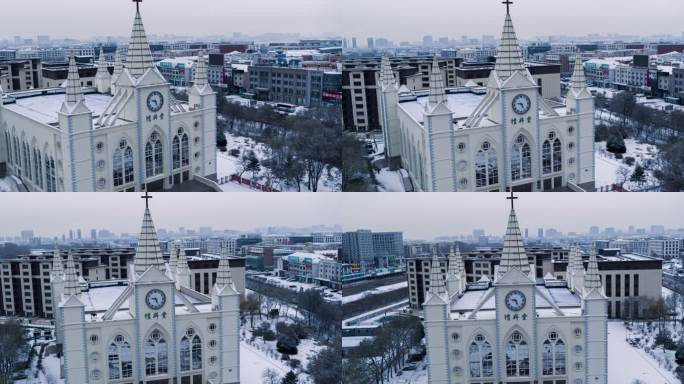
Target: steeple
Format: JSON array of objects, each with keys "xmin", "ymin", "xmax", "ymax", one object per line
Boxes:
[
  {"xmin": 498, "ymin": 192, "xmax": 531, "ymax": 277},
  {"xmin": 125, "ymin": 4, "xmax": 154, "ymax": 78},
  {"xmin": 571, "ymin": 50, "xmax": 587, "ymax": 91},
  {"xmin": 96, "ymin": 47, "xmax": 111, "ymax": 94},
  {"xmin": 168, "ymin": 240, "xmax": 180, "ymax": 275},
  {"xmin": 193, "ymin": 51, "xmax": 208, "ymax": 87},
  {"xmin": 446, "ymin": 245, "xmax": 465, "ymax": 297},
  {"xmin": 65, "ymin": 56, "xmax": 84, "ymax": 105},
  {"xmin": 63, "ymin": 251, "xmax": 80, "ymax": 297},
  {"xmin": 428, "ymin": 250, "xmax": 447, "ymax": 299},
  {"xmin": 584, "ymin": 251, "xmax": 601, "ymax": 291},
  {"xmin": 428, "ymin": 56, "xmax": 447, "ymax": 107},
  {"xmin": 133, "ymin": 193, "xmax": 165, "ymax": 276},
  {"xmin": 175, "ymin": 241, "xmax": 191, "ymax": 290},
  {"xmin": 494, "ymin": 2, "xmax": 525, "ymax": 80},
  {"xmin": 215, "ymin": 240, "xmax": 235, "ymax": 289},
  {"xmin": 52, "ymin": 247, "xmax": 64, "ymax": 278},
  {"xmin": 380, "ymin": 55, "xmax": 396, "ymax": 88}
]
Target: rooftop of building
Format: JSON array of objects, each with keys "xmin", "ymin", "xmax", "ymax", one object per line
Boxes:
[
  {"xmin": 2, "ymin": 89, "xmax": 115, "ymax": 126},
  {"xmin": 449, "ymin": 282, "xmax": 583, "ymax": 320},
  {"xmin": 397, "ymin": 86, "xmax": 567, "ymax": 128}
]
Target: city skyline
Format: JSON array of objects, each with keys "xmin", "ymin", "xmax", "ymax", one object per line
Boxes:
[
  {"xmin": 1, "ymin": 193, "xmax": 683, "ymax": 240},
  {"xmin": 337, "ymin": 0, "xmax": 684, "ymax": 41},
  {"xmin": 0, "ymin": 0, "xmax": 340, "ymax": 40}
]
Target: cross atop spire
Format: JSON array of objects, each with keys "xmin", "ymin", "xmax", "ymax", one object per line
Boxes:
[
  {"xmin": 507, "ymin": 189, "xmax": 518, "ymax": 211},
  {"xmin": 133, "ymin": 0, "xmax": 142, "ymax": 13},
  {"xmin": 502, "ymin": 0, "xmax": 513, "ymax": 14},
  {"xmin": 141, "ymin": 190, "xmax": 152, "ymax": 209}
]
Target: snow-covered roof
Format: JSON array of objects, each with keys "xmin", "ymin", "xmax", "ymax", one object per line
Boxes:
[
  {"xmin": 399, "ymin": 90, "xmax": 485, "ymax": 123},
  {"xmin": 287, "ymin": 251, "xmax": 335, "ymax": 263},
  {"xmin": 3, "ymin": 92, "xmax": 114, "ymax": 126},
  {"xmin": 449, "ymin": 284, "xmax": 582, "ymax": 320}
]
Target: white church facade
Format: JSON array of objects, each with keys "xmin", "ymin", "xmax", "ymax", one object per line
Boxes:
[
  {"xmin": 0, "ymin": 3, "xmax": 217, "ymax": 192},
  {"xmin": 379, "ymin": 5, "xmax": 596, "ymax": 192},
  {"xmin": 422, "ymin": 194, "xmax": 608, "ymax": 384},
  {"xmin": 52, "ymin": 195, "xmax": 240, "ymax": 384}
]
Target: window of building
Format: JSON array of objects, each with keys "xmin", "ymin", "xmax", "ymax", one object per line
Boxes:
[
  {"xmin": 144, "ymin": 329, "xmax": 169, "ymax": 376},
  {"xmin": 108, "ymin": 335, "xmax": 133, "ymax": 380},
  {"xmin": 475, "ymin": 142, "xmax": 499, "ymax": 188},
  {"xmin": 469, "ymin": 334, "xmax": 494, "ymax": 378},
  {"xmin": 113, "ymin": 139, "xmax": 134, "ymax": 187},
  {"xmin": 145, "ymin": 132, "xmax": 163, "ymax": 178},
  {"xmin": 542, "ymin": 332, "xmax": 566, "ymax": 376},
  {"xmin": 512, "ymin": 135, "xmax": 532, "ymax": 181},
  {"xmin": 506, "ymin": 331, "xmax": 530, "ymax": 377}
]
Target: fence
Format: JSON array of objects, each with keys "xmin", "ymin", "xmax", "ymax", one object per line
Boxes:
[{"xmin": 216, "ymin": 174, "xmax": 280, "ymax": 192}]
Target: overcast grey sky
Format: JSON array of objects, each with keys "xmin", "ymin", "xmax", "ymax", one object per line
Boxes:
[
  {"xmin": 1, "ymin": 0, "xmax": 339, "ymax": 40},
  {"xmin": 1, "ymin": 193, "xmax": 681, "ymax": 240},
  {"xmin": 2, "ymin": 0, "xmax": 683, "ymax": 41}
]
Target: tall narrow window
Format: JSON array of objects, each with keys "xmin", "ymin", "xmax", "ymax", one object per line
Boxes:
[
  {"xmin": 173, "ymin": 128, "xmax": 189, "ymax": 170},
  {"xmin": 145, "ymin": 329, "xmax": 168, "ymax": 376},
  {"xmin": 511, "ymin": 135, "xmax": 532, "ymax": 181},
  {"xmin": 543, "ymin": 134, "xmax": 563, "ymax": 174},
  {"xmin": 145, "ymin": 132, "xmax": 163, "ymax": 178},
  {"xmin": 469, "ymin": 334, "xmax": 493, "ymax": 378},
  {"xmin": 475, "ymin": 142, "xmax": 499, "ymax": 188},
  {"xmin": 113, "ymin": 139, "xmax": 134, "ymax": 188},
  {"xmin": 108, "ymin": 335, "xmax": 132, "ymax": 380},
  {"xmin": 506, "ymin": 331, "xmax": 530, "ymax": 377}
]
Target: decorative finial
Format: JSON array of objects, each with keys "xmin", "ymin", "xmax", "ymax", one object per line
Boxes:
[
  {"xmin": 141, "ymin": 190, "xmax": 152, "ymax": 209},
  {"xmin": 507, "ymin": 189, "xmax": 518, "ymax": 211},
  {"xmin": 502, "ymin": 0, "xmax": 513, "ymax": 14}
]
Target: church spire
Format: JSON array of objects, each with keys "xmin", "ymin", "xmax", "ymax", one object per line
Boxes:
[
  {"xmin": 125, "ymin": 2, "xmax": 154, "ymax": 78},
  {"xmin": 428, "ymin": 56, "xmax": 447, "ymax": 107},
  {"xmin": 168, "ymin": 240, "xmax": 180, "ymax": 275},
  {"xmin": 380, "ymin": 55, "xmax": 395, "ymax": 88},
  {"xmin": 63, "ymin": 251, "xmax": 80, "ymax": 296},
  {"xmin": 133, "ymin": 193, "xmax": 165, "ymax": 275},
  {"xmin": 96, "ymin": 47, "xmax": 111, "ymax": 94},
  {"xmin": 215, "ymin": 240, "xmax": 235, "ymax": 289},
  {"xmin": 52, "ymin": 247, "xmax": 64, "ymax": 277},
  {"xmin": 494, "ymin": 1, "xmax": 525, "ymax": 79},
  {"xmin": 498, "ymin": 192, "xmax": 531, "ymax": 277},
  {"xmin": 428, "ymin": 250, "xmax": 447, "ymax": 299},
  {"xmin": 175, "ymin": 240, "xmax": 191, "ymax": 289},
  {"xmin": 584, "ymin": 251, "xmax": 601, "ymax": 291},
  {"xmin": 193, "ymin": 51, "xmax": 208, "ymax": 87},
  {"xmin": 65, "ymin": 56, "xmax": 84, "ymax": 105},
  {"xmin": 113, "ymin": 48, "xmax": 123, "ymax": 79},
  {"xmin": 570, "ymin": 49, "xmax": 587, "ymax": 91}
]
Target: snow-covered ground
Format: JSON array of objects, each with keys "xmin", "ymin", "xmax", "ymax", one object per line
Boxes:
[
  {"xmin": 253, "ymin": 274, "xmax": 341, "ymax": 302},
  {"xmin": 594, "ymin": 139, "xmax": 660, "ymax": 191},
  {"xmin": 217, "ymin": 132, "xmax": 341, "ymax": 192},
  {"xmin": 240, "ymin": 341, "xmax": 292, "ymax": 383},
  {"xmin": 375, "ymin": 168, "xmax": 406, "ymax": 192},
  {"xmin": 608, "ymin": 321, "xmax": 678, "ymax": 384},
  {"xmin": 387, "ymin": 359, "xmax": 428, "ymax": 384}
]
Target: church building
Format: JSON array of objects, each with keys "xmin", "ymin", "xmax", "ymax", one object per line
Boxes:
[
  {"xmin": 379, "ymin": 3, "xmax": 595, "ymax": 192},
  {"xmin": 423, "ymin": 193, "xmax": 607, "ymax": 384},
  {"xmin": 0, "ymin": 1, "xmax": 217, "ymax": 192},
  {"xmin": 52, "ymin": 194, "xmax": 240, "ymax": 384}
]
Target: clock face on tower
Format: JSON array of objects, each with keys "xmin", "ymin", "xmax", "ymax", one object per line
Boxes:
[
  {"xmin": 512, "ymin": 94, "xmax": 531, "ymax": 115},
  {"xmin": 145, "ymin": 289, "xmax": 166, "ymax": 310},
  {"xmin": 147, "ymin": 91, "xmax": 164, "ymax": 112},
  {"xmin": 505, "ymin": 290, "xmax": 526, "ymax": 312}
]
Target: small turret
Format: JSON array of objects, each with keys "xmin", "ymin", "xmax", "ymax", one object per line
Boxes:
[{"xmin": 95, "ymin": 47, "xmax": 111, "ymax": 94}]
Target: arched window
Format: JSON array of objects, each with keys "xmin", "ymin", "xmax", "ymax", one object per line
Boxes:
[
  {"xmin": 543, "ymin": 137, "xmax": 563, "ymax": 174},
  {"xmin": 4, "ymin": 132, "xmax": 11, "ymax": 165},
  {"xmin": 506, "ymin": 331, "xmax": 530, "ymax": 377},
  {"xmin": 469, "ymin": 334, "xmax": 494, "ymax": 378},
  {"xmin": 511, "ymin": 135, "xmax": 532, "ymax": 181},
  {"xmin": 23, "ymin": 141, "xmax": 32, "ymax": 181},
  {"xmin": 542, "ymin": 332, "xmax": 566, "ymax": 375},
  {"xmin": 108, "ymin": 335, "xmax": 133, "ymax": 380},
  {"xmin": 172, "ymin": 128, "xmax": 189, "ymax": 170},
  {"xmin": 475, "ymin": 142, "xmax": 499, "ymax": 188},
  {"xmin": 33, "ymin": 148, "xmax": 43, "ymax": 189},
  {"xmin": 144, "ymin": 329, "xmax": 168, "ymax": 376},
  {"xmin": 145, "ymin": 132, "xmax": 163, "ymax": 178},
  {"xmin": 113, "ymin": 139, "xmax": 134, "ymax": 187},
  {"xmin": 44, "ymin": 156, "xmax": 56, "ymax": 192},
  {"xmin": 13, "ymin": 137, "xmax": 20, "ymax": 167}
]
